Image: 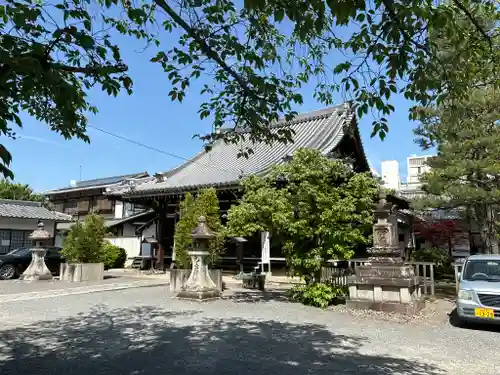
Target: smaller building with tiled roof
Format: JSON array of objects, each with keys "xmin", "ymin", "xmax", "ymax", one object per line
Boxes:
[{"xmin": 0, "ymin": 199, "xmax": 71, "ymax": 254}]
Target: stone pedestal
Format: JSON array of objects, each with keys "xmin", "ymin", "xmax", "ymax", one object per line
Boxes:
[
  {"xmin": 346, "ymin": 257, "xmax": 424, "ymax": 315},
  {"xmin": 170, "ymin": 268, "xmax": 223, "ymax": 293},
  {"xmin": 176, "ymin": 250, "xmax": 221, "ymax": 301},
  {"xmin": 20, "ymin": 248, "xmax": 53, "ymax": 281}
]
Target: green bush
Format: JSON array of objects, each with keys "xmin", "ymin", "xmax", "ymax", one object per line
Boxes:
[
  {"xmin": 410, "ymin": 247, "xmax": 454, "ymax": 279},
  {"xmin": 288, "ymin": 283, "xmax": 347, "ymax": 308},
  {"xmin": 62, "ymin": 214, "xmax": 106, "ymax": 263},
  {"xmin": 101, "ymin": 242, "xmax": 127, "ymax": 269}
]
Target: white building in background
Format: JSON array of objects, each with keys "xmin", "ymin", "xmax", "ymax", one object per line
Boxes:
[
  {"xmin": 406, "ymin": 154, "xmax": 432, "ymax": 186},
  {"xmin": 379, "ymin": 154, "xmax": 434, "ymax": 199},
  {"xmin": 381, "ymin": 160, "xmax": 401, "ymax": 191}
]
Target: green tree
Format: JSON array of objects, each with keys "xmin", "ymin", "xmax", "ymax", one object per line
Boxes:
[
  {"xmin": 413, "ymin": 88, "xmax": 500, "ymax": 254},
  {"xmin": 0, "ymin": 180, "xmax": 42, "ymax": 201},
  {"xmin": 173, "ymin": 188, "xmax": 224, "ymax": 268},
  {"xmin": 173, "ymin": 192, "xmax": 197, "ymax": 268},
  {"xmin": 226, "ymin": 149, "xmax": 378, "ymax": 283},
  {"xmin": 62, "ymin": 213, "xmax": 107, "ymax": 263},
  {"xmin": 1, "ymin": 1, "xmax": 497, "ymax": 177}
]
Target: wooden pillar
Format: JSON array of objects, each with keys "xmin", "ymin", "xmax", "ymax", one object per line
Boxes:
[{"xmin": 157, "ymin": 201, "xmax": 167, "ymax": 271}]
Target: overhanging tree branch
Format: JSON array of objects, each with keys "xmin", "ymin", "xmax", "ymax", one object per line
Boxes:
[
  {"xmin": 153, "ymin": 0, "xmax": 253, "ymax": 96},
  {"xmin": 452, "ymin": 0, "xmax": 493, "ymax": 50},
  {"xmin": 51, "ymin": 63, "xmax": 128, "ymax": 75}
]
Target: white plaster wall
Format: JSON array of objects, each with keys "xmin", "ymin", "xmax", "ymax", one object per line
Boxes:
[
  {"xmin": 105, "ymin": 236, "xmax": 141, "ymax": 267},
  {"xmin": 0, "ymin": 218, "xmax": 55, "ymax": 233},
  {"xmin": 114, "ymin": 201, "xmax": 124, "ymax": 219}
]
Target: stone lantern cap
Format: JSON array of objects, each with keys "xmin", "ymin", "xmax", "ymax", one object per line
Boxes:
[
  {"xmin": 191, "ymin": 216, "xmax": 216, "ymax": 240},
  {"xmin": 29, "ymin": 221, "xmax": 52, "ymax": 241}
]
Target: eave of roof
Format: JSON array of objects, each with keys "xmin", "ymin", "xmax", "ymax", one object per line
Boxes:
[
  {"xmin": 106, "ymin": 210, "xmax": 154, "ymax": 228},
  {"xmin": 44, "ymin": 172, "xmax": 149, "ymax": 195},
  {"xmin": 118, "ymin": 104, "xmax": 365, "ymax": 198},
  {"xmin": 0, "ymin": 199, "xmax": 72, "ymax": 221}
]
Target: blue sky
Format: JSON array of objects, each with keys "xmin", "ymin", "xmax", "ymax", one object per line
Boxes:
[{"xmin": 5, "ymin": 27, "xmax": 426, "ymax": 193}]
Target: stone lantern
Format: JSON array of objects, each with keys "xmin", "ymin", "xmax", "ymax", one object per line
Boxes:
[
  {"xmin": 176, "ymin": 216, "xmax": 220, "ymax": 301},
  {"xmin": 346, "ymin": 188, "xmax": 424, "ymax": 315},
  {"xmin": 20, "ymin": 221, "xmax": 53, "ymax": 281}
]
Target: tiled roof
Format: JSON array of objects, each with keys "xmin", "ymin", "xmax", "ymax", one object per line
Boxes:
[
  {"xmin": 45, "ymin": 172, "xmax": 149, "ymax": 195},
  {"xmin": 116, "ymin": 104, "xmax": 364, "ymax": 197},
  {"xmin": 0, "ymin": 199, "xmax": 72, "ymax": 221}
]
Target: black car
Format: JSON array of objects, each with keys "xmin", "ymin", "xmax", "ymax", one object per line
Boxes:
[{"xmin": 0, "ymin": 246, "xmax": 63, "ymax": 280}]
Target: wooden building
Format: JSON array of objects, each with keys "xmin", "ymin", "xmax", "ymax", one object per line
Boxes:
[{"xmin": 107, "ymin": 105, "xmax": 374, "ymax": 269}]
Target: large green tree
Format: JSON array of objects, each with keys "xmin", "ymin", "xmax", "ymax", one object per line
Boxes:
[
  {"xmin": 414, "ymin": 88, "xmax": 500, "ymax": 254},
  {"xmin": 226, "ymin": 148, "xmax": 378, "ymax": 283},
  {"xmin": 1, "ymin": 0, "xmax": 498, "ymax": 177},
  {"xmin": 0, "ymin": 180, "xmax": 42, "ymax": 201}
]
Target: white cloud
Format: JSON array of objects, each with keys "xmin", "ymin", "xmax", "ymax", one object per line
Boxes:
[{"xmin": 17, "ymin": 135, "xmax": 62, "ymax": 146}]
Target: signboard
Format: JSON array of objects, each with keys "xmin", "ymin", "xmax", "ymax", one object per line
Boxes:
[
  {"xmin": 1, "ymin": 240, "xmax": 10, "ymax": 246},
  {"xmin": 261, "ymin": 231, "xmax": 270, "ymax": 264}
]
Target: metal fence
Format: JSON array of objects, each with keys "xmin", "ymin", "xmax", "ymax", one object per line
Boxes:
[{"xmin": 320, "ymin": 259, "xmax": 436, "ymax": 298}]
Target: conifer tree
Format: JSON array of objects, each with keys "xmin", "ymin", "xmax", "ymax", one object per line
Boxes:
[
  {"xmin": 414, "ymin": 88, "xmax": 500, "ymax": 254},
  {"xmin": 173, "ymin": 188, "xmax": 225, "ymax": 268}
]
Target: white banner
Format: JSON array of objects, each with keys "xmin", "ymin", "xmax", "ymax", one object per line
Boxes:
[{"xmin": 261, "ymin": 231, "xmax": 270, "ymax": 264}]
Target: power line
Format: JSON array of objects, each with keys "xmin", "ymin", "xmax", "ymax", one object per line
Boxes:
[
  {"xmin": 87, "ymin": 125, "xmax": 240, "ymax": 175},
  {"xmin": 88, "ymin": 125, "xmax": 190, "ymax": 162}
]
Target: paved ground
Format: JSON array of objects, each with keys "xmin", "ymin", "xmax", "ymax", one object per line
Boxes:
[
  {"xmin": 0, "ymin": 286, "xmax": 498, "ymax": 375},
  {"xmin": 0, "ymin": 275, "xmax": 167, "ymax": 302}
]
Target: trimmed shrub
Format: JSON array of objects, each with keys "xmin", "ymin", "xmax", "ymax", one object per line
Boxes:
[
  {"xmin": 62, "ymin": 214, "xmax": 106, "ymax": 263},
  {"xmin": 288, "ymin": 283, "xmax": 347, "ymax": 308},
  {"xmin": 101, "ymin": 242, "xmax": 127, "ymax": 269}
]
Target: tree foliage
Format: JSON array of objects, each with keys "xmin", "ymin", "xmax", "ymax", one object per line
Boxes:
[
  {"xmin": 413, "ymin": 219, "xmax": 466, "ymax": 255},
  {"xmin": 173, "ymin": 188, "xmax": 224, "ymax": 268},
  {"xmin": 62, "ymin": 213, "xmax": 107, "ymax": 263},
  {"xmin": 413, "ymin": 88, "xmax": 500, "ymax": 254},
  {"xmin": 226, "ymin": 148, "xmax": 378, "ymax": 283},
  {"xmin": 0, "ymin": 180, "xmax": 42, "ymax": 201},
  {"xmin": 1, "ymin": 0, "xmax": 498, "ymax": 177}
]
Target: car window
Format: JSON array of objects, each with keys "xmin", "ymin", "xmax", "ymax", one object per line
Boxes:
[
  {"xmin": 7, "ymin": 247, "xmax": 31, "ymax": 256},
  {"xmin": 463, "ymin": 259, "xmax": 500, "ymax": 281}
]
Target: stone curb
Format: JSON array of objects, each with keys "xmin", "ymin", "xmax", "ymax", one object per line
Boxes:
[{"xmin": 0, "ymin": 281, "xmax": 168, "ymax": 303}]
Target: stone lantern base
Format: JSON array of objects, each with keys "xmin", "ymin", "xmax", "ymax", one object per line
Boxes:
[
  {"xmin": 346, "ymin": 250, "xmax": 425, "ymax": 315},
  {"xmin": 20, "ymin": 248, "xmax": 53, "ymax": 281},
  {"xmin": 176, "ymin": 250, "xmax": 220, "ymax": 301}
]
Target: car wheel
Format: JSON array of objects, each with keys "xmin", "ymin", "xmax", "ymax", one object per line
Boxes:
[{"xmin": 0, "ymin": 264, "xmax": 16, "ymax": 280}]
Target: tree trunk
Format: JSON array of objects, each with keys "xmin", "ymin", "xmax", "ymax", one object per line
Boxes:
[{"xmin": 476, "ymin": 204, "xmax": 499, "ymax": 254}]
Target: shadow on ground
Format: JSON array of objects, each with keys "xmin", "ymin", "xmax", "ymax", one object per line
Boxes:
[
  {"xmin": 435, "ymin": 281, "xmax": 456, "ymax": 301},
  {"xmin": 0, "ymin": 304, "xmax": 445, "ymax": 375},
  {"xmin": 224, "ymin": 288, "xmax": 291, "ymax": 303}
]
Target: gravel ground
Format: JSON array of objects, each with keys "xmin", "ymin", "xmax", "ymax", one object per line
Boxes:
[{"xmin": 0, "ymin": 285, "xmax": 498, "ymax": 375}]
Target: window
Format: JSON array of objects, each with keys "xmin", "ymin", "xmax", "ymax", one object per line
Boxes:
[
  {"xmin": 463, "ymin": 260, "xmax": 500, "ymax": 281},
  {"xmin": 64, "ymin": 200, "xmax": 78, "ymax": 214},
  {"xmin": 417, "ymin": 167, "xmax": 422, "ymax": 175}
]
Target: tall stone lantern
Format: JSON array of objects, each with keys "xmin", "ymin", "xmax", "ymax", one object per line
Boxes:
[
  {"xmin": 346, "ymin": 188, "xmax": 424, "ymax": 315},
  {"xmin": 176, "ymin": 216, "xmax": 221, "ymax": 301},
  {"xmin": 20, "ymin": 221, "xmax": 53, "ymax": 281}
]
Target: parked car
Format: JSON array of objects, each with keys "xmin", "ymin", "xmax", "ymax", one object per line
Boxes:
[
  {"xmin": 456, "ymin": 254, "xmax": 500, "ymax": 325},
  {"xmin": 0, "ymin": 246, "xmax": 63, "ymax": 280}
]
